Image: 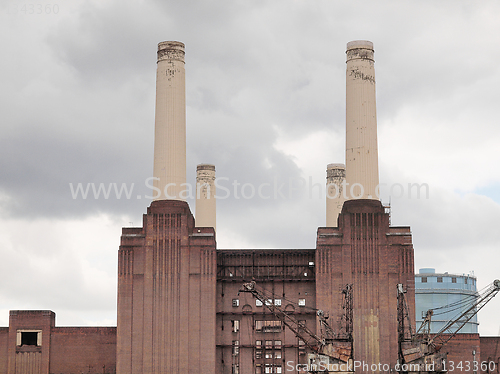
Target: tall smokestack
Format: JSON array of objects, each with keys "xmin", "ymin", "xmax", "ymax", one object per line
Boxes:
[
  {"xmin": 196, "ymin": 164, "xmax": 216, "ymax": 230},
  {"xmin": 153, "ymin": 41, "xmax": 186, "ymax": 200},
  {"xmin": 345, "ymin": 40, "xmax": 379, "ymax": 200},
  {"xmin": 326, "ymin": 163, "xmax": 346, "ymax": 227}
]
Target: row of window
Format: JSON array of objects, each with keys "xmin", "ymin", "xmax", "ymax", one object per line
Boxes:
[
  {"xmin": 257, "ymin": 340, "xmax": 281, "ymax": 347},
  {"xmin": 228, "ymin": 271, "xmax": 311, "ymax": 277},
  {"xmin": 232, "ymin": 340, "xmax": 283, "ymax": 358},
  {"xmin": 231, "ymin": 320, "xmax": 282, "ymax": 334},
  {"xmin": 256, "ymin": 339, "xmax": 282, "ymax": 360},
  {"xmin": 232, "ymin": 340, "xmax": 304, "ymax": 350},
  {"xmin": 255, "ymin": 349, "xmax": 282, "ymax": 359},
  {"xmin": 232, "ymin": 298, "xmax": 306, "ymax": 307},
  {"xmin": 233, "ymin": 365, "xmax": 284, "ymax": 374},
  {"xmin": 257, "ymin": 365, "xmax": 282, "ymax": 374},
  {"xmin": 231, "ymin": 339, "xmax": 306, "ymax": 365},
  {"xmin": 419, "ymin": 276, "xmax": 474, "ymax": 285},
  {"xmin": 230, "ymin": 319, "xmax": 307, "ymax": 333},
  {"xmin": 227, "ymin": 262, "xmax": 315, "ymax": 277},
  {"xmin": 231, "ymin": 339, "xmax": 307, "ymax": 374},
  {"xmin": 231, "ymin": 338, "xmax": 303, "ymax": 348},
  {"xmin": 255, "ymin": 320, "xmax": 282, "ymax": 333}
]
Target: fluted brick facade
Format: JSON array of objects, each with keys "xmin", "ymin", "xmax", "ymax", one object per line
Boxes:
[
  {"xmin": 316, "ymin": 199, "xmax": 416, "ymax": 373},
  {"xmin": 116, "ymin": 200, "xmax": 216, "ymax": 374}
]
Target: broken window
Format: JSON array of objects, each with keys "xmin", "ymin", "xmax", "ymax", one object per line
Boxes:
[
  {"xmin": 255, "ymin": 320, "xmax": 282, "ymax": 333},
  {"xmin": 298, "ymin": 339, "xmax": 306, "ymax": 355},
  {"xmin": 17, "ymin": 330, "xmax": 41, "ymax": 347},
  {"xmin": 255, "ymin": 340, "xmax": 263, "ymax": 358},
  {"xmin": 232, "ymin": 320, "xmax": 240, "ymax": 332},
  {"xmin": 232, "ymin": 340, "xmax": 239, "ymax": 356},
  {"xmin": 21, "ymin": 332, "xmax": 38, "ymax": 346}
]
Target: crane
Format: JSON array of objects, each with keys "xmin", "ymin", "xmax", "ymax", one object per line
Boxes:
[
  {"xmin": 397, "ymin": 279, "xmax": 500, "ymax": 374},
  {"xmin": 239, "ymin": 281, "xmax": 353, "ymax": 373}
]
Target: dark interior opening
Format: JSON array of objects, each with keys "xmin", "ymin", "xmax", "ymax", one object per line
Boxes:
[{"xmin": 21, "ymin": 332, "xmax": 38, "ymax": 346}]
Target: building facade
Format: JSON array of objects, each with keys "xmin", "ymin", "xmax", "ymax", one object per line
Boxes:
[
  {"xmin": 0, "ymin": 311, "xmax": 116, "ymax": 374},
  {"xmin": 0, "ymin": 40, "xmax": 499, "ymax": 374},
  {"xmin": 113, "ymin": 197, "xmax": 415, "ymax": 374}
]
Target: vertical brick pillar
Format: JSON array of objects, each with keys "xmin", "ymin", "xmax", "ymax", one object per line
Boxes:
[
  {"xmin": 7, "ymin": 310, "xmax": 55, "ymax": 374},
  {"xmin": 316, "ymin": 199, "xmax": 415, "ymax": 373},
  {"xmin": 117, "ymin": 200, "xmax": 216, "ymax": 374}
]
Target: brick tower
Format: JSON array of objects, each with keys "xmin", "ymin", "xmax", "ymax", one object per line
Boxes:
[
  {"xmin": 316, "ymin": 200, "xmax": 415, "ymax": 372},
  {"xmin": 116, "ymin": 42, "xmax": 217, "ymax": 374},
  {"xmin": 317, "ymin": 41, "xmax": 415, "ymax": 373}
]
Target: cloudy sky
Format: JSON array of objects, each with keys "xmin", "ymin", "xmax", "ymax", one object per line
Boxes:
[{"xmin": 1, "ymin": 0, "xmax": 499, "ymax": 335}]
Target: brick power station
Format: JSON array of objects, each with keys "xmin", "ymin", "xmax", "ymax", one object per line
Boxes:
[{"xmin": 0, "ymin": 41, "xmax": 498, "ymax": 374}]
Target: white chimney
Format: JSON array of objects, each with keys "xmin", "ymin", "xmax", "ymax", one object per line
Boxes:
[
  {"xmin": 345, "ymin": 40, "xmax": 379, "ymax": 200},
  {"xmin": 153, "ymin": 41, "xmax": 186, "ymax": 200},
  {"xmin": 196, "ymin": 164, "xmax": 216, "ymax": 230},
  {"xmin": 326, "ymin": 163, "xmax": 346, "ymax": 227}
]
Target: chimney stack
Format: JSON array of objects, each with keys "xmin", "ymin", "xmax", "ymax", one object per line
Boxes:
[
  {"xmin": 196, "ymin": 164, "xmax": 216, "ymax": 230},
  {"xmin": 153, "ymin": 41, "xmax": 186, "ymax": 200},
  {"xmin": 326, "ymin": 163, "xmax": 346, "ymax": 227},
  {"xmin": 345, "ymin": 40, "xmax": 379, "ymax": 200}
]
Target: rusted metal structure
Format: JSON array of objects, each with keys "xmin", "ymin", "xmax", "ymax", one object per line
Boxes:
[
  {"xmin": 397, "ymin": 280, "xmax": 500, "ymax": 374},
  {"xmin": 239, "ymin": 281, "xmax": 354, "ymax": 374}
]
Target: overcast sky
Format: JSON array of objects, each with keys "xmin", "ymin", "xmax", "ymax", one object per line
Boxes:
[{"xmin": 1, "ymin": 0, "xmax": 499, "ymax": 335}]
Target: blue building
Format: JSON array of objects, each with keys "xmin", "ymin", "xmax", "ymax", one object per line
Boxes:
[{"xmin": 415, "ymin": 268, "xmax": 479, "ymax": 334}]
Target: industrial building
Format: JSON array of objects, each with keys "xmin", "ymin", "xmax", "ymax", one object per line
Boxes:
[
  {"xmin": 115, "ymin": 40, "xmax": 415, "ymax": 374},
  {"xmin": 0, "ymin": 41, "xmax": 499, "ymax": 374},
  {"xmin": 415, "ymin": 268, "xmax": 479, "ymax": 334}
]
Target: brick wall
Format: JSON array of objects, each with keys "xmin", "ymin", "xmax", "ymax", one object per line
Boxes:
[
  {"xmin": 49, "ymin": 327, "xmax": 116, "ymax": 374},
  {"xmin": 0, "ymin": 311, "xmax": 116, "ymax": 374},
  {"xmin": 480, "ymin": 336, "xmax": 500, "ymax": 374},
  {"xmin": 0, "ymin": 328, "xmax": 8, "ymax": 374},
  {"xmin": 436, "ymin": 333, "xmax": 481, "ymax": 374}
]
